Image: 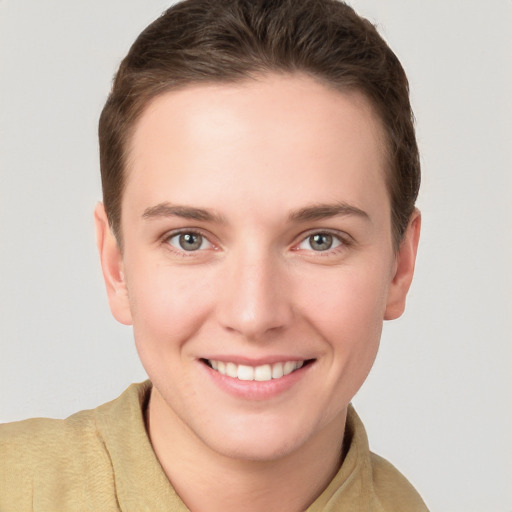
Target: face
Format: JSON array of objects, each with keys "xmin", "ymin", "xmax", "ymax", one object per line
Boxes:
[{"xmin": 96, "ymin": 74, "xmax": 419, "ymax": 462}]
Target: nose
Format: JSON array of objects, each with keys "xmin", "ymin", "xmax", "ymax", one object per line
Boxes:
[{"xmin": 216, "ymin": 247, "xmax": 293, "ymax": 341}]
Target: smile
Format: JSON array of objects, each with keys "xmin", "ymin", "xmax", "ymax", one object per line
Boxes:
[{"xmin": 204, "ymin": 359, "xmax": 306, "ymax": 381}]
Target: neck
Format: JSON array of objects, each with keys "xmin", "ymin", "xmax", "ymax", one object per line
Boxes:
[{"xmin": 147, "ymin": 387, "xmax": 346, "ymax": 512}]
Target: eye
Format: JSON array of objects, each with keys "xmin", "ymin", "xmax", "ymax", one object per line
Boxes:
[
  {"xmin": 167, "ymin": 231, "xmax": 213, "ymax": 252},
  {"xmin": 297, "ymin": 232, "xmax": 343, "ymax": 252}
]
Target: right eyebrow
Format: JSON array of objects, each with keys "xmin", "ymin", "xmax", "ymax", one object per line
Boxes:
[
  {"xmin": 288, "ymin": 202, "xmax": 370, "ymax": 223},
  {"xmin": 141, "ymin": 202, "xmax": 226, "ymax": 224}
]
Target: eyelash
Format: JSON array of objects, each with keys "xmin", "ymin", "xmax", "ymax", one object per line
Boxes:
[
  {"xmin": 162, "ymin": 229, "xmax": 351, "ymax": 256},
  {"xmin": 163, "ymin": 229, "xmax": 217, "ymax": 257},
  {"xmin": 293, "ymin": 229, "xmax": 352, "ymax": 255}
]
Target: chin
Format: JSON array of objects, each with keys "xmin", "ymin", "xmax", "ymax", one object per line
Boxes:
[
  {"xmin": 195, "ymin": 413, "xmax": 322, "ymax": 463},
  {"xmin": 209, "ymin": 433, "xmax": 304, "ymax": 462}
]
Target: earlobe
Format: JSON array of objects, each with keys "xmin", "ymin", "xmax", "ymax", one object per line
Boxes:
[
  {"xmin": 384, "ymin": 209, "xmax": 421, "ymax": 320},
  {"xmin": 94, "ymin": 203, "xmax": 133, "ymax": 325}
]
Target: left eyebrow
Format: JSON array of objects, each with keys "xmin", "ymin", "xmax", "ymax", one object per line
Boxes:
[
  {"xmin": 142, "ymin": 202, "xmax": 226, "ymax": 224},
  {"xmin": 288, "ymin": 202, "xmax": 370, "ymax": 223}
]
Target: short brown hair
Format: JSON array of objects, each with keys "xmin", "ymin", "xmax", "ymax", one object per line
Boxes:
[{"xmin": 99, "ymin": 0, "xmax": 420, "ymax": 248}]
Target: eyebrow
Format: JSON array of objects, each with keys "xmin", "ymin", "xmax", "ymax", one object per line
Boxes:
[
  {"xmin": 142, "ymin": 202, "xmax": 225, "ymax": 223},
  {"xmin": 288, "ymin": 202, "xmax": 370, "ymax": 223},
  {"xmin": 142, "ymin": 201, "xmax": 369, "ymax": 224}
]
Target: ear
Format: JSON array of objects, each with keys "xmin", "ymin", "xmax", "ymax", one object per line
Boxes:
[
  {"xmin": 384, "ymin": 209, "xmax": 421, "ymax": 320},
  {"xmin": 94, "ymin": 203, "xmax": 133, "ymax": 325}
]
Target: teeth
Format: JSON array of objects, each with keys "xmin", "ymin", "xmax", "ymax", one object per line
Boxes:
[
  {"xmin": 271, "ymin": 362, "xmax": 284, "ymax": 379},
  {"xmin": 254, "ymin": 364, "xmax": 272, "ymax": 381},
  {"xmin": 237, "ymin": 364, "xmax": 254, "ymax": 381},
  {"xmin": 207, "ymin": 359, "xmax": 306, "ymax": 381},
  {"xmin": 226, "ymin": 362, "xmax": 238, "ymax": 378},
  {"xmin": 283, "ymin": 361, "xmax": 296, "ymax": 375}
]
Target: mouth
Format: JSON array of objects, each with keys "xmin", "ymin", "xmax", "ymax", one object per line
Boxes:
[{"xmin": 201, "ymin": 358, "xmax": 314, "ymax": 382}]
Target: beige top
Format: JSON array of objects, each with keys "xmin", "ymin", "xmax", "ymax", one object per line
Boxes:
[{"xmin": 0, "ymin": 381, "xmax": 428, "ymax": 511}]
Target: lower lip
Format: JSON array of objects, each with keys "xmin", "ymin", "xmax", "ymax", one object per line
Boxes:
[{"xmin": 201, "ymin": 361, "xmax": 312, "ymax": 401}]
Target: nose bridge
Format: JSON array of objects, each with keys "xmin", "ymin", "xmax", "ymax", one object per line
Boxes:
[{"xmin": 217, "ymin": 242, "xmax": 292, "ymax": 339}]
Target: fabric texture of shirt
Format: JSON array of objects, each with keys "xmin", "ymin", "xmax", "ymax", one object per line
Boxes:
[{"xmin": 0, "ymin": 381, "xmax": 428, "ymax": 511}]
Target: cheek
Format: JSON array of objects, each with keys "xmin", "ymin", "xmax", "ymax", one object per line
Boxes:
[
  {"xmin": 296, "ymin": 264, "xmax": 389, "ymax": 336},
  {"xmin": 297, "ymin": 263, "xmax": 390, "ymax": 391},
  {"xmin": 126, "ymin": 262, "xmax": 216, "ymax": 353},
  {"xmin": 297, "ymin": 268, "xmax": 388, "ymax": 414}
]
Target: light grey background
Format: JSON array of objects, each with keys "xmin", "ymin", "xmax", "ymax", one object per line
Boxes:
[{"xmin": 1, "ymin": 1, "xmax": 511, "ymax": 510}]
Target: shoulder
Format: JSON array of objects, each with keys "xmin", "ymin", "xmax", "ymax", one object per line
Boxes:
[
  {"xmin": 0, "ymin": 400, "xmax": 117, "ymax": 511},
  {"xmin": 0, "ymin": 408, "xmax": 95, "ymax": 466},
  {"xmin": 0, "ymin": 406, "xmax": 97, "ymax": 447},
  {"xmin": 335, "ymin": 405, "xmax": 429, "ymax": 511},
  {"xmin": 0, "ymin": 404, "xmax": 108, "ymax": 463},
  {"xmin": 0, "ymin": 382, "xmax": 152, "ymax": 511},
  {"xmin": 369, "ymin": 451, "xmax": 429, "ymax": 512}
]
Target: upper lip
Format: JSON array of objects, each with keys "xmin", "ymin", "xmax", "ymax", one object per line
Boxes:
[{"xmin": 201, "ymin": 355, "xmax": 314, "ymax": 365}]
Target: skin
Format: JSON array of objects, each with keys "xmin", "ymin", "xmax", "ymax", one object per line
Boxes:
[{"xmin": 95, "ymin": 74, "xmax": 420, "ymax": 512}]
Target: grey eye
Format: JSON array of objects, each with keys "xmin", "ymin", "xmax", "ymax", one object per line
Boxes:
[
  {"xmin": 297, "ymin": 232, "xmax": 343, "ymax": 252},
  {"xmin": 309, "ymin": 233, "xmax": 333, "ymax": 251},
  {"xmin": 168, "ymin": 232, "xmax": 211, "ymax": 251}
]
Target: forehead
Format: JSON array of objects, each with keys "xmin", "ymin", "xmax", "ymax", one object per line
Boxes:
[{"xmin": 123, "ymin": 74, "xmax": 389, "ymax": 225}]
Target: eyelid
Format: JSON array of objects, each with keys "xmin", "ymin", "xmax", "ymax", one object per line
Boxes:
[
  {"xmin": 292, "ymin": 229, "xmax": 353, "ymax": 252},
  {"xmin": 162, "ymin": 227, "xmax": 219, "ymax": 254},
  {"xmin": 159, "ymin": 227, "xmax": 352, "ymax": 256}
]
